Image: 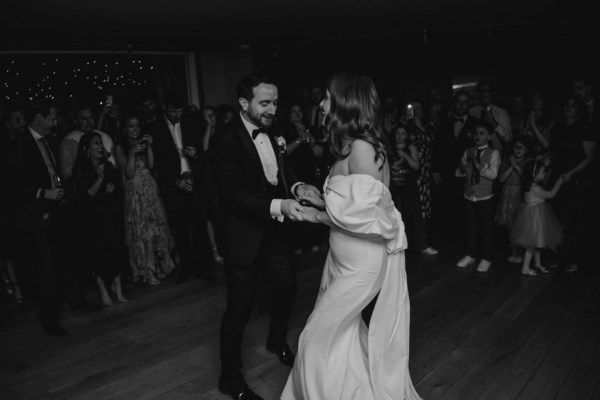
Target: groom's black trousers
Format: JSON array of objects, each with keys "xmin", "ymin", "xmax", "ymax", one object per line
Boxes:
[{"xmin": 220, "ymin": 220, "xmax": 297, "ymax": 378}]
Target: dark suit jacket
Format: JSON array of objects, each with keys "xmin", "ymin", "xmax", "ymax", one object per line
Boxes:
[
  {"xmin": 10, "ymin": 130, "xmax": 58, "ymax": 232},
  {"xmin": 145, "ymin": 114, "xmax": 206, "ymax": 195},
  {"xmin": 210, "ymin": 114, "xmax": 300, "ymax": 266},
  {"xmin": 431, "ymin": 114, "xmax": 480, "ymax": 179}
]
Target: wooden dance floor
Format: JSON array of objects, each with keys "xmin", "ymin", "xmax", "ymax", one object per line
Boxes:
[{"xmin": 1, "ymin": 242, "xmax": 598, "ymax": 400}]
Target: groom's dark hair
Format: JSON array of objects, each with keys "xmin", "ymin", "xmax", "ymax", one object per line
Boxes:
[{"xmin": 237, "ymin": 73, "xmax": 278, "ymax": 101}]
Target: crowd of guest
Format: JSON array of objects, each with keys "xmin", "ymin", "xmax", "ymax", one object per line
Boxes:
[{"xmin": 0, "ymin": 72, "xmax": 597, "ymax": 337}]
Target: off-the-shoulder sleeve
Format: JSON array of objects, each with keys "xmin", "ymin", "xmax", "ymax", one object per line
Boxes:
[{"xmin": 325, "ymin": 174, "xmax": 406, "ymax": 253}]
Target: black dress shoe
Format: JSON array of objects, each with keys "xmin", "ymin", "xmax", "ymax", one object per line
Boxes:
[
  {"xmin": 218, "ymin": 375, "xmax": 264, "ymax": 400},
  {"xmin": 41, "ymin": 321, "xmax": 68, "ymax": 337},
  {"xmin": 266, "ymin": 339, "xmax": 295, "ymax": 367}
]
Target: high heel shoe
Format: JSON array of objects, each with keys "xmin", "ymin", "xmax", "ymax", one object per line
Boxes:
[
  {"xmin": 111, "ymin": 282, "xmax": 128, "ymax": 303},
  {"xmin": 101, "ymin": 292, "xmax": 114, "ymax": 307},
  {"xmin": 521, "ymin": 268, "xmax": 537, "ymax": 277}
]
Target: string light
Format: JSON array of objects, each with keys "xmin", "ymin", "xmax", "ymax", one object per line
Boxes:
[{"xmin": 1, "ymin": 55, "xmax": 156, "ymax": 103}]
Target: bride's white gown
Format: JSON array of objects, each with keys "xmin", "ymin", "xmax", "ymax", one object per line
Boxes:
[{"xmin": 281, "ymin": 174, "xmax": 421, "ymax": 400}]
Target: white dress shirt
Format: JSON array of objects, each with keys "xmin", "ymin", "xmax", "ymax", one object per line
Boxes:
[
  {"xmin": 240, "ymin": 113, "xmax": 284, "ymax": 220},
  {"xmin": 166, "ymin": 117, "xmax": 191, "ymax": 175}
]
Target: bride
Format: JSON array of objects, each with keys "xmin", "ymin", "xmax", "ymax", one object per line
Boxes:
[{"xmin": 281, "ymin": 72, "xmax": 422, "ymax": 400}]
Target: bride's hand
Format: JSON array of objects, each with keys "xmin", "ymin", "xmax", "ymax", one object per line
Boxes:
[
  {"xmin": 300, "ymin": 207, "xmax": 321, "ymax": 223},
  {"xmin": 297, "ymin": 185, "xmax": 325, "ymax": 210}
]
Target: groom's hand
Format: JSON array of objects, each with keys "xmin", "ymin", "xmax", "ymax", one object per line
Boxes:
[
  {"xmin": 296, "ymin": 184, "xmax": 325, "ymax": 210},
  {"xmin": 281, "ymin": 199, "xmax": 304, "ymax": 221}
]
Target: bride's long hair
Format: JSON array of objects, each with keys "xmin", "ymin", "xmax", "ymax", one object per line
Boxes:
[{"xmin": 325, "ymin": 71, "xmax": 388, "ymax": 169}]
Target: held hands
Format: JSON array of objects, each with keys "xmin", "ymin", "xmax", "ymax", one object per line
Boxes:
[
  {"xmin": 296, "ymin": 184, "xmax": 325, "ymax": 210},
  {"xmin": 281, "ymin": 199, "xmax": 305, "ymax": 221},
  {"xmin": 298, "ymin": 207, "xmax": 320, "ymax": 223}
]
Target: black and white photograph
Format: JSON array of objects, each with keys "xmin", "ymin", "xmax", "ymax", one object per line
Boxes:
[{"xmin": 1, "ymin": 1, "xmax": 598, "ymax": 399}]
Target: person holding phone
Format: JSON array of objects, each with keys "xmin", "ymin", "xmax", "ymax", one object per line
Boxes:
[
  {"xmin": 146, "ymin": 91, "xmax": 214, "ymax": 283},
  {"xmin": 115, "ymin": 114, "xmax": 175, "ymax": 286}
]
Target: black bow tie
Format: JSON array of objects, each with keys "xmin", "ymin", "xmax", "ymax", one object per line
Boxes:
[
  {"xmin": 252, "ymin": 127, "xmax": 268, "ymax": 140},
  {"xmin": 454, "ymin": 116, "xmax": 465, "ymax": 123}
]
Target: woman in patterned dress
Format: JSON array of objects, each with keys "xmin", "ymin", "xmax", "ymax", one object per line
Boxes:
[{"xmin": 115, "ymin": 115, "xmax": 175, "ymax": 285}]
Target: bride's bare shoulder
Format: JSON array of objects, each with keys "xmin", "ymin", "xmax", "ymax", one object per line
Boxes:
[{"xmin": 348, "ymin": 139, "xmax": 384, "ymax": 180}]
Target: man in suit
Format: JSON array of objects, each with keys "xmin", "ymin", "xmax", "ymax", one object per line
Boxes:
[
  {"xmin": 10, "ymin": 102, "xmax": 67, "ymax": 336},
  {"xmin": 211, "ymin": 73, "xmax": 322, "ymax": 400},
  {"xmin": 431, "ymin": 90, "xmax": 480, "ymax": 246},
  {"xmin": 469, "ymin": 79, "xmax": 512, "ymax": 155},
  {"xmin": 146, "ymin": 91, "xmax": 214, "ymax": 282},
  {"xmin": 304, "ymin": 84, "xmax": 325, "ymax": 129}
]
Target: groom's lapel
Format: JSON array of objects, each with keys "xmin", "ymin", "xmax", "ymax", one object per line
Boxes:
[{"xmin": 235, "ymin": 117, "xmax": 264, "ymax": 175}]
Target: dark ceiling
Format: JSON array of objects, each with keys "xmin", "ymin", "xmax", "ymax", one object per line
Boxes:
[{"xmin": 1, "ymin": 0, "xmax": 579, "ymax": 51}]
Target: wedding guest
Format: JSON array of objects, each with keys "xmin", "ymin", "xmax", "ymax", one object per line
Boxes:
[
  {"xmin": 495, "ymin": 136, "xmax": 534, "ymax": 263},
  {"xmin": 11, "ymin": 102, "xmax": 67, "ymax": 336},
  {"xmin": 469, "ymin": 79, "xmax": 512, "ymax": 155},
  {"xmin": 115, "ymin": 115, "xmax": 176, "ymax": 285},
  {"xmin": 510, "ymin": 159, "xmax": 564, "ymax": 276},
  {"xmin": 405, "ymin": 98, "xmax": 436, "ymax": 247},
  {"xmin": 548, "ymin": 94, "xmax": 596, "ymax": 272},
  {"xmin": 201, "ymin": 105, "xmax": 224, "ymax": 264},
  {"xmin": 216, "ymin": 103, "xmax": 236, "ymax": 130},
  {"xmin": 1, "ymin": 105, "xmax": 26, "ymax": 305},
  {"xmin": 281, "ymin": 102, "xmax": 327, "ymax": 254},
  {"xmin": 389, "ymin": 123, "xmax": 437, "ymax": 255},
  {"xmin": 431, "ymin": 91, "xmax": 480, "ymax": 245},
  {"xmin": 455, "ymin": 121, "xmax": 501, "ymax": 272},
  {"xmin": 147, "ymin": 91, "xmax": 214, "ymax": 282},
  {"xmin": 72, "ymin": 132, "xmax": 126, "ymax": 306}
]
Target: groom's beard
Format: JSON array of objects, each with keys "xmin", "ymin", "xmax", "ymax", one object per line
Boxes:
[{"xmin": 245, "ymin": 109, "xmax": 274, "ymax": 128}]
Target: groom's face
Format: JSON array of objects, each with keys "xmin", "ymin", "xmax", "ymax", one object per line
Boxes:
[{"xmin": 240, "ymin": 83, "xmax": 278, "ymax": 128}]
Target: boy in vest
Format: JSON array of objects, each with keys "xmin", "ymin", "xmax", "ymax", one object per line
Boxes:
[{"xmin": 455, "ymin": 121, "xmax": 501, "ymax": 272}]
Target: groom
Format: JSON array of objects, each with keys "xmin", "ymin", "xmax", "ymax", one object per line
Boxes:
[{"xmin": 210, "ymin": 73, "xmax": 322, "ymax": 400}]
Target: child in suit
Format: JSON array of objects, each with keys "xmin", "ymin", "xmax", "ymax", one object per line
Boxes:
[{"xmin": 455, "ymin": 121, "xmax": 501, "ymax": 272}]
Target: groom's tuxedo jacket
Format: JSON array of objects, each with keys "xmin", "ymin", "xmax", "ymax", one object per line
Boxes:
[{"xmin": 210, "ymin": 114, "xmax": 300, "ymax": 266}]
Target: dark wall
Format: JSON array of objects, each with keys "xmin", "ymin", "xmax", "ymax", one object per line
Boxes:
[{"xmin": 252, "ymin": 22, "xmax": 595, "ymax": 111}]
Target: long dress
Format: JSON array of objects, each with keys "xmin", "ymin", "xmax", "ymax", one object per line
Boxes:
[
  {"xmin": 281, "ymin": 174, "xmax": 421, "ymax": 400},
  {"xmin": 123, "ymin": 154, "xmax": 175, "ymax": 283},
  {"xmin": 410, "ymin": 124, "xmax": 434, "ymax": 221}
]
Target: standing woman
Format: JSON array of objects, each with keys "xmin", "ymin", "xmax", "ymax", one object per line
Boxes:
[
  {"xmin": 282, "ymin": 71, "xmax": 421, "ymax": 400},
  {"xmin": 72, "ymin": 132, "xmax": 126, "ymax": 306},
  {"xmin": 115, "ymin": 115, "xmax": 175, "ymax": 285},
  {"xmin": 201, "ymin": 105, "xmax": 224, "ymax": 264},
  {"xmin": 548, "ymin": 94, "xmax": 596, "ymax": 272},
  {"xmin": 405, "ymin": 99, "xmax": 435, "ymax": 224}
]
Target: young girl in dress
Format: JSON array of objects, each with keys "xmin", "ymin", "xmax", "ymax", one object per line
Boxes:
[
  {"xmin": 115, "ymin": 115, "xmax": 175, "ymax": 285},
  {"xmin": 495, "ymin": 136, "xmax": 534, "ymax": 263},
  {"xmin": 510, "ymin": 159, "xmax": 564, "ymax": 276}
]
